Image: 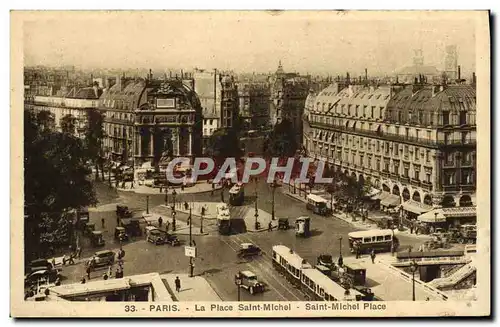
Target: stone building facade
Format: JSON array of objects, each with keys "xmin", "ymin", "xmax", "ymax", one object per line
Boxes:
[
  {"xmin": 99, "ymin": 74, "xmax": 203, "ymax": 167},
  {"xmin": 237, "ymin": 81, "xmax": 270, "ymax": 131},
  {"xmin": 304, "ymin": 78, "xmax": 476, "ymax": 216}
]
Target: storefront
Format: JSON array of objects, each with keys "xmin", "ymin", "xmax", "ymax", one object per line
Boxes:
[
  {"xmin": 377, "ymin": 192, "xmax": 401, "ymax": 213},
  {"xmin": 401, "ymin": 200, "xmax": 434, "ymax": 221},
  {"xmin": 417, "ymin": 206, "xmax": 477, "ymax": 232}
]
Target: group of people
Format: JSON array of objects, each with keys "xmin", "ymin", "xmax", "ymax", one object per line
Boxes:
[
  {"xmin": 352, "ymin": 241, "xmax": 378, "ymax": 263},
  {"xmin": 81, "ymin": 249, "xmax": 125, "ymax": 284}
]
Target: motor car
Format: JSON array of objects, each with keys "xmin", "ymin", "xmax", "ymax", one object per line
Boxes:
[
  {"xmin": 87, "ymin": 250, "xmax": 115, "ymax": 268},
  {"xmin": 165, "ymin": 233, "xmax": 180, "ymax": 246},
  {"xmin": 90, "ymin": 230, "xmax": 105, "ymax": 247},
  {"xmin": 114, "ymin": 226, "xmax": 129, "ymax": 242},
  {"xmin": 277, "ymin": 218, "xmax": 290, "ymax": 230},
  {"xmin": 235, "ymin": 270, "xmax": 265, "ymax": 295},
  {"xmin": 147, "ymin": 229, "xmax": 167, "ymax": 245},
  {"xmin": 317, "ymin": 254, "xmax": 334, "ymax": 268},
  {"xmin": 25, "ymin": 269, "xmax": 61, "ymax": 287},
  {"xmin": 237, "ymin": 243, "xmax": 262, "ymax": 258}
]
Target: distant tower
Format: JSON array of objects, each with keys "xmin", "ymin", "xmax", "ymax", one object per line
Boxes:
[
  {"xmin": 219, "ymin": 75, "xmax": 239, "ymax": 129},
  {"xmin": 444, "ymin": 45, "xmax": 458, "ymax": 81},
  {"xmin": 413, "ymin": 49, "xmax": 424, "ymax": 66}
]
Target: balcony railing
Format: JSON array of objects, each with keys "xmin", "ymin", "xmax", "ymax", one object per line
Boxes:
[
  {"xmin": 459, "ymin": 184, "xmax": 475, "ymax": 192},
  {"xmin": 309, "ymin": 121, "xmax": 477, "ymax": 148},
  {"xmin": 410, "ymin": 179, "xmax": 421, "ymax": 187},
  {"xmin": 400, "ymin": 176, "xmax": 410, "ymax": 184}
]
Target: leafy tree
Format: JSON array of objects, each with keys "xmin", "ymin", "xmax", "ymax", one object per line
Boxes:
[
  {"xmin": 24, "ymin": 110, "xmax": 97, "ymax": 259},
  {"xmin": 60, "ymin": 114, "xmax": 77, "ymax": 135},
  {"xmin": 85, "ymin": 109, "xmax": 106, "ymax": 180},
  {"xmin": 263, "ymin": 119, "xmax": 298, "ymax": 158},
  {"xmin": 205, "ymin": 128, "xmax": 243, "ymax": 164}
]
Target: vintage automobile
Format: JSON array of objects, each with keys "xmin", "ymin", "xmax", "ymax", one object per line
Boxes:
[
  {"xmin": 147, "ymin": 229, "xmax": 167, "ymax": 245},
  {"xmin": 237, "ymin": 243, "xmax": 263, "ymax": 258},
  {"xmin": 87, "ymin": 250, "xmax": 115, "ymax": 268},
  {"xmin": 235, "ymin": 270, "xmax": 265, "ymax": 295},
  {"xmin": 90, "ymin": 230, "xmax": 105, "ymax": 247},
  {"xmin": 114, "ymin": 226, "xmax": 129, "ymax": 242},
  {"xmin": 27, "ymin": 259, "xmax": 54, "ymax": 274},
  {"xmin": 84, "ymin": 222, "xmax": 96, "ymax": 236},
  {"xmin": 121, "ymin": 218, "xmax": 143, "ymax": 237},
  {"xmin": 277, "ymin": 218, "xmax": 290, "ymax": 230},
  {"xmin": 25, "ymin": 269, "xmax": 61, "ymax": 287},
  {"xmin": 317, "ymin": 254, "xmax": 334, "ymax": 269},
  {"xmin": 116, "ymin": 205, "xmax": 133, "ymax": 219},
  {"xmin": 165, "ymin": 233, "xmax": 180, "ymax": 246}
]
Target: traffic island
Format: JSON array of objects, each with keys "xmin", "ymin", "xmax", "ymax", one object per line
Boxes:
[
  {"xmin": 161, "ymin": 273, "xmax": 222, "ymax": 301},
  {"xmin": 116, "ymin": 182, "xmax": 222, "ymax": 196},
  {"xmin": 141, "ymin": 211, "xmax": 210, "ymax": 236}
]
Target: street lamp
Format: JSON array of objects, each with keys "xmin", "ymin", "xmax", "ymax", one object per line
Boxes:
[
  {"xmin": 235, "ymin": 274, "xmax": 242, "ymax": 301},
  {"xmin": 338, "ymin": 236, "xmax": 344, "ymax": 267},
  {"xmin": 254, "ymin": 178, "xmax": 259, "ymax": 230},
  {"xmin": 172, "ymin": 189, "xmax": 177, "ymax": 231},
  {"xmin": 271, "ymin": 180, "xmax": 278, "ymax": 220},
  {"xmin": 146, "ymin": 195, "xmax": 149, "ymax": 215},
  {"xmin": 164, "ymin": 188, "xmax": 169, "ymax": 205},
  {"xmin": 408, "ymin": 247, "xmax": 418, "ymax": 301}
]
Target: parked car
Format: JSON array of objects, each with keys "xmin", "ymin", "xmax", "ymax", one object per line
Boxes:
[
  {"xmin": 165, "ymin": 233, "xmax": 180, "ymax": 246},
  {"xmin": 277, "ymin": 218, "xmax": 290, "ymax": 230},
  {"xmin": 147, "ymin": 229, "xmax": 167, "ymax": 245},
  {"xmin": 27, "ymin": 259, "xmax": 53, "ymax": 274},
  {"xmin": 237, "ymin": 243, "xmax": 262, "ymax": 258},
  {"xmin": 87, "ymin": 250, "xmax": 115, "ymax": 268},
  {"xmin": 317, "ymin": 254, "xmax": 334, "ymax": 269},
  {"xmin": 235, "ymin": 270, "xmax": 265, "ymax": 295},
  {"xmin": 25, "ymin": 269, "xmax": 61, "ymax": 287},
  {"xmin": 90, "ymin": 231, "xmax": 105, "ymax": 247},
  {"xmin": 114, "ymin": 226, "xmax": 129, "ymax": 242}
]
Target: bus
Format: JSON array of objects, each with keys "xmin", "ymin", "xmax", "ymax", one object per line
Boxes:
[
  {"xmin": 306, "ymin": 194, "xmax": 332, "ymax": 216},
  {"xmin": 229, "ymin": 183, "xmax": 245, "ymax": 206},
  {"xmin": 216, "ymin": 203, "xmax": 231, "ymax": 235},
  {"xmin": 348, "ymin": 229, "xmax": 399, "ymax": 254}
]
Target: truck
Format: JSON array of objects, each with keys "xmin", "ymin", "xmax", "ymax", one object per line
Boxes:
[{"xmin": 216, "ymin": 203, "xmax": 231, "ymax": 235}]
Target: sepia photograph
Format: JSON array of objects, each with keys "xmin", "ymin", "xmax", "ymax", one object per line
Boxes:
[{"xmin": 10, "ymin": 10, "xmax": 490, "ymax": 317}]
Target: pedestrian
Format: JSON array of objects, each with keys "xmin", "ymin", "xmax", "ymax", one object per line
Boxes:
[
  {"xmin": 77, "ymin": 246, "xmax": 82, "ymax": 259},
  {"xmin": 355, "ymin": 244, "xmax": 360, "ymax": 259},
  {"xmin": 103, "ymin": 271, "xmax": 109, "ymax": 280},
  {"xmin": 166, "ymin": 221, "xmax": 170, "ymax": 233},
  {"xmin": 51, "ymin": 257, "xmax": 56, "ymax": 268},
  {"xmin": 55, "ymin": 276, "xmax": 61, "ymax": 286},
  {"xmin": 159, "ymin": 185, "xmax": 163, "ymax": 193},
  {"xmin": 410, "ymin": 226, "xmax": 414, "ymax": 234},
  {"xmin": 181, "ymin": 184, "xmax": 185, "ymax": 191},
  {"xmin": 81, "ymin": 277, "xmax": 86, "ymax": 284},
  {"xmin": 370, "ymin": 249, "xmax": 376, "ymax": 264},
  {"xmin": 86, "ymin": 265, "xmax": 91, "ymax": 280},
  {"xmin": 338, "ymin": 255, "xmax": 344, "ymax": 268},
  {"xmin": 158, "ymin": 216, "xmax": 163, "ymax": 228},
  {"xmin": 101, "ymin": 218, "xmax": 105, "ymax": 229},
  {"xmin": 68, "ymin": 253, "xmax": 75, "ymax": 265},
  {"xmin": 268, "ymin": 221, "xmax": 273, "ymax": 232},
  {"xmin": 184, "ymin": 202, "xmax": 189, "ymax": 210},
  {"xmin": 201, "ymin": 206, "xmax": 206, "ymax": 216},
  {"xmin": 116, "ymin": 268, "xmax": 122, "ymax": 279},
  {"xmin": 175, "ymin": 276, "xmax": 181, "ymax": 292},
  {"xmin": 426, "ymin": 297, "xmax": 430, "ymax": 301},
  {"xmin": 391, "ymin": 242, "xmax": 395, "ymax": 256},
  {"xmin": 131, "ymin": 179, "xmax": 135, "ymax": 189}
]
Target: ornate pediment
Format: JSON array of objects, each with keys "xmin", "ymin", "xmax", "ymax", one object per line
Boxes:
[{"xmin": 158, "ymin": 82, "xmax": 175, "ymax": 95}]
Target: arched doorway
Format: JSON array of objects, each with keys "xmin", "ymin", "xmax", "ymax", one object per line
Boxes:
[
  {"xmin": 441, "ymin": 195, "xmax": 456, "ymax": 208},
  {"xmin": 459, "ymin": 195, "xmax": 473, "ymax": 207},
  {"xmin": 412, "ymin": 191, "xmax": 422, "ymax": 203},
  {"xmin": 424, "ymin": 194, "xmax": 433, "ymax": 206},
  {"xmin": 402, "ymin": 188, "xmax": 410, "ymax": 201},
  {"xmin": 344, "ymin": 169, "xmax": 349, "ymax": 176},
  {"xmin": 359, "ymin": 174, "xmax": 365, "ymax": 185},
  {"xmin": 351, "ymin": 172, "xmax": 357, "ymax": 180},
  {"xmin": 382, "ymin": 184, "xmax": 390, "ymax": 193},
  {"xmin": 392, "ymin": 185, "xmax": 400, "ymax": 196}
]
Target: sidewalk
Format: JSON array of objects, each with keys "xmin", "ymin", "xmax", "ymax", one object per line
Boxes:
[
  {"xmin": 161, "ymin": 202, "xmax": 220, "ymax": 220},
  {"xmin": 161, "ymin": 273, "xmax": 222, "ymax": 301},
  {"xmin": 142, "ymin": 211, "xmax": 210, "ymax": 236},
  {"xmin": 116, "ymin": 181, "xmax": 222, "ymax": 196},
  {"xmin": 281, "ymin": 186, "xmax": 432, "ymax": 240}
]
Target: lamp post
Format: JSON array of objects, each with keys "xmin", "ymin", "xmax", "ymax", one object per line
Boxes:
[
  {"xmin": 408, "ymin": 247, "xmax": 418, "ymax": 301},
  {"xmin": 200, "ymin": 210, "xmax": 204, "ymax": 234},
  {"xmin": 338, "ymin": 236, "xmax": 344, "ymax": 267},
  {"xmin": 164, "ymin": 188, "xmax": 168, "ymax": 205},
  {"xmin": 146, "ymin": 195, "xmax": 149, "ymax": 215},
  {"xmin": 254, "ymin": 178, "xmax": 259, "ymax": 230},
  {"xmin": 235, "ymin": 274, "xmax": 242, "ymax": 301},
  {"xmin": 189, "ymin": 207, "xmax": 194, "ymax": 278},
  {"xmin": 271, "ymin": 180, "xmax": 277, "ymax": 220},
  {"xmin": 172, "ymin": 189, "xmax": 177, "ymax": 231}
]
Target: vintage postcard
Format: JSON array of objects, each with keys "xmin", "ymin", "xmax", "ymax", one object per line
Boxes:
[{"xmin": 11, "ymin": 10, "xmax": 490, "ymax": 317}]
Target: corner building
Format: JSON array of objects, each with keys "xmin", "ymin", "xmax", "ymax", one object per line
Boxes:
[
  {"xmin": 99, "ymin": 75, "xmax": 202, "ymax": 167},
  {"xmin": 304, "ymin": 80, "xmax": 476, "ymax": 222}
]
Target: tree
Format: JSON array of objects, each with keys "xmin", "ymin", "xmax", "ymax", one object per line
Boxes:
[
  {"xmin": 60, "ymin": 114, "xmax": 77, "ymax": 135},
  {"xmin": 263, "ymin": 119, "xmax": 298, "ymax": 159},
  {"xmin": 24, "ymin": 110, "xmax": 97, "ymax": 260},
  {"xmin": 85, "ymin": 109, "xmax": 106, "ymax": 181},
  {"xmin": 205, "ymin": 128, "xmax": 243, "ymax": 164}
]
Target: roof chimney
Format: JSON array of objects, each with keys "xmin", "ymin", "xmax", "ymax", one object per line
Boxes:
[
  {"xmin": 365, "ymin": 68, "xmax": 368, "ymax": 82},
  {"xmin": 149, "ymin": 69, "xmax": 153, "ymax": 80},
  {"xmin": 472, "ymin": 72, "xmax": 476, "ymax": 86}
]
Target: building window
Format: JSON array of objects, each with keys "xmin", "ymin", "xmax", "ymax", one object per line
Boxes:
[
  {"xmin": 371, "ymin": 106, "xmax": 375, "ymax": 118},
  {"xmin": 355, "ymin": 105, "xmax": 359, "ymax": 116},
  {"xmin": 376, "ymin": 141, "xmax": 380, "ymax": 152},
  {"xmin": 461, "ymin": 132, "xmax": 469, "ymax": 144},
  {"xmin": 398, "ymin": 111, "xmax": 403, "ymax": 121},
  {"xmin": 376, "ymin": 159, "xmax": 381, "ymax": 171},
  {"xmin": 462, "ymin": 151, "xmax": 472, "ymax": 165},
  {"xmin": 360, "ymin": 138, "xmax": 363, "ymax": 149},
  {"xmin": 394, "ymin": 163, "xmax": 399, "ymax": 175},
  {"xmin": 363, "ymin": 106, "xmax": 367, "ymax": 117},
  {"xmin": 394, "ymin": 143, "xmax": 399, "ymax": 156},
  {"xmin": 426, "ymin": 150, "xmax": 430, "ymax": 163},
  {"xmin": 415, "ymin": 148, "xmax": 420, "ymax": 161},
  {"xmin": 459, "ymin": 111, "xmax": 467, "ymax": 125},
  {"xmin": 367, "ymin": 140, "xmax": 371, "ymax": 151},
  {"xmin": 348, "ymin": 105, "xmax": 351, "ymax": 115},
  {"xmin": 445, "ymin": 172, "xmax": 456, "ymax": 185},
  {"xmin": 404, "ymin": 145, "xmax": 409, "ymax": 156},
  {"xmin": 384, "ymin": 161, "xmax": 389, "ymax": 172},
  {"xmin": 405, "ymin": 128, "xmax": 409, "ymax": 138},
  {"xmin": 360, "ymin": 155, "xmax": 364, "ymax": 167},
  {"xmin": 444, "ymin": 132, "xmax": 451, "ymax": 144},
  {"xmin": 445, "ymin": 152, "xmax": 454, "ymax": 165},
  {"xmin": 414, "ymin": 169, "xmax": 420, "ymax": 180},
  {"xmin": 442, "ymin": 111, "xmax": 450, "ymax": 125},
  {"xmin": 418, "ymin": 110, "xmax": 424, "ymax": 124},
  {"xmin": 379, "ymin": 107, "xmax": 384, "ymax": 119},
  {"xmin": 426, "ymin": 173, "xmax": 431, "ymax": 183},
  {"xmin": 395, "ymin": 126, "xmax": 400, "ymax": 135},
  {"xmin": 404, "ymin": 167, "xmax": 409, "ymax": 177},
  {"xmin": 385, "ymin": 142, "xmax": 390, "ymax": 154},
  {"xmin": 462, "ymin": 171, "xmax": 472, "ymax": 184}
]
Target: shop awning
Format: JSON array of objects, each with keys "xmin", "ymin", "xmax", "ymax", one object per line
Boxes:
[
  {"xmin": 380, "ymin": 194, "xmax": 401, "ymax": 207},
  {"xmin": 365, "ymin": 188, "xmax": 381, "ymax": 198},
  {"xmin": 418, "ymin": 209, "xmax": 446, "ymax": 223},
  {"xmin": 441, "ymin": 206, "xmax": 476, "ymax": 218},
  {"xmin": 402, "ymin": 200, "xmax": 433, "ymax": 215}
]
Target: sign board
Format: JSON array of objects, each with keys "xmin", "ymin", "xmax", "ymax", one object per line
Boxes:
[{"xmin": 185, "ymin": 246, "xmax": 197, "ymax": 258}]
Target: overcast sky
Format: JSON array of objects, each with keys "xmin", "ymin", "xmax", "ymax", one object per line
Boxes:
[{"xmin": 23, "ymin": 11, "xmax": 477, "ymax": 76}]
